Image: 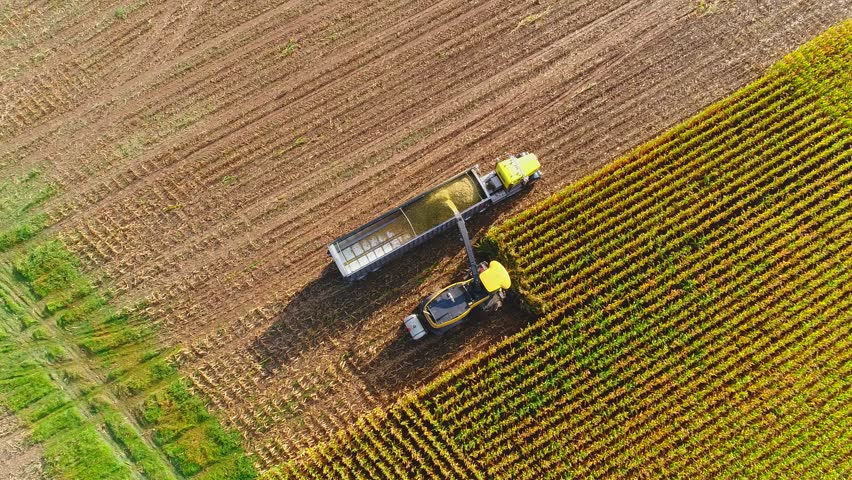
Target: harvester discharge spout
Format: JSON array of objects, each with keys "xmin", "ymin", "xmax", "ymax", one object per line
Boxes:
[{"xmin": 445, "ymin": 200, "xmax": 482, "ymax": 289}]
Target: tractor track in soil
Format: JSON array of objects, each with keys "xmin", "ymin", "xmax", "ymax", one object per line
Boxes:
[
  {"xmin": 0, "ymin": 410, "xmax": 44, "ymax": 480},
  {"xmin": 2, "ymin": 0, "xmax": 849, "ymax": 470}
]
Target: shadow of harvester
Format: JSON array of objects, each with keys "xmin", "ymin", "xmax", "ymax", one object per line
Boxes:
[{"xmin": 249, "ymin": 210, "xmax": 534, "ymax": 403}]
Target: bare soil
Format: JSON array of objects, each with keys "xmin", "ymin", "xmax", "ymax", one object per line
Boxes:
[
  {"xmin": 1, "ymin": 0, "xmax": 849, "ymax": 469},
  {"xmin": 0, "ymin": 411, "xmax": 43, "ymax": 480}
]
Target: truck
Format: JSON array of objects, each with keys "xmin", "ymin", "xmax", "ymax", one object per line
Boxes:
[{"xmin": 328, "ymin": 153, "xmax": 542, "ymax": 282}]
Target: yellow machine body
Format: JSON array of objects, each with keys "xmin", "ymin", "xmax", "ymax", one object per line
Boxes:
[
  {"xmin": 479, "ymin": 261, "xmax": 511, "ymax": 292},
  {"xmin": 496, "ymin": 153, "xmax": 541, "ymax": 189}
]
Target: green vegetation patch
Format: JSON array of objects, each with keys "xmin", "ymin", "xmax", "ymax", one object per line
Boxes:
[
  {"xmin": 99, "ymin": 401, "xmax": 174, "ymax": 480},
  {"xmin": 14, "ymin": 239, "xmax": 86, "ymax": 298},
  {"xmin": 0, "ymin": 296, "xmax": 131, "ymax": 479},
  {"xmin": 143, "ymin": 380, "xmax": 256, "ymax": 479},
  {"xmin": 1, "ymin": 233, "xmax": 256, "ymax": 478},
  {"xmin": 0, "ymin": 167, "xmax": 56, "ymax": 251},
  {"xmin": 45, "ymin": 426, "xmax": 132, "ymax": 480},
  {"xmin": 0, "ymin": 213, "xmax": 47, "ymax": 252}
]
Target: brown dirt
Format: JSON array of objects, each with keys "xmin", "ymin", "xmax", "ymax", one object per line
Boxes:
[
  {"xmin": 1, "ymin": 0, "xmax": 849, "ymax": 470},
  {"xmin": 0, "ymin": 411, "xmax": 44, "ymax": 480}
]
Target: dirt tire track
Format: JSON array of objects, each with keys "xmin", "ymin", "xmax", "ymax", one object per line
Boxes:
[{"xmin": 0, "ymin": 411, "xmax": 44, "ymax": 480}]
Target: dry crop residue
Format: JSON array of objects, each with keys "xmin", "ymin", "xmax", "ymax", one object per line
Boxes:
[{"xmin": 1, "ymin": 0, "xmax": 849, "ymax": 469}]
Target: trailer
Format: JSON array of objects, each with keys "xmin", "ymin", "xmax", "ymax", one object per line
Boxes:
[{"xmin": 328, "ymin": 153, "xmax": 541, "ymax": 281}]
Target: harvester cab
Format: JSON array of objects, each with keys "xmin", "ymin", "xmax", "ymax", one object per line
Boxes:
[{"xmin": 403, "ymin": 206, "xmax": 513, "ymax": 340}]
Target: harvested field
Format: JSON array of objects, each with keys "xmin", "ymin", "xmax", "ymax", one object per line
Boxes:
[{"xmin": 1, "ymin": 0, "xmax": 850, "ymax": 472}]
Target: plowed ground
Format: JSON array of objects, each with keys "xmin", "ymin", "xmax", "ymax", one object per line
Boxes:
[{"xmin": 2, "ymin": 0, "xmax": 849, "ymax": 469}]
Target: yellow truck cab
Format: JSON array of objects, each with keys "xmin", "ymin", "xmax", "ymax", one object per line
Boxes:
[{"xmin": 496, "ymin": 153, "xmax": 541, "ymax": 189}]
